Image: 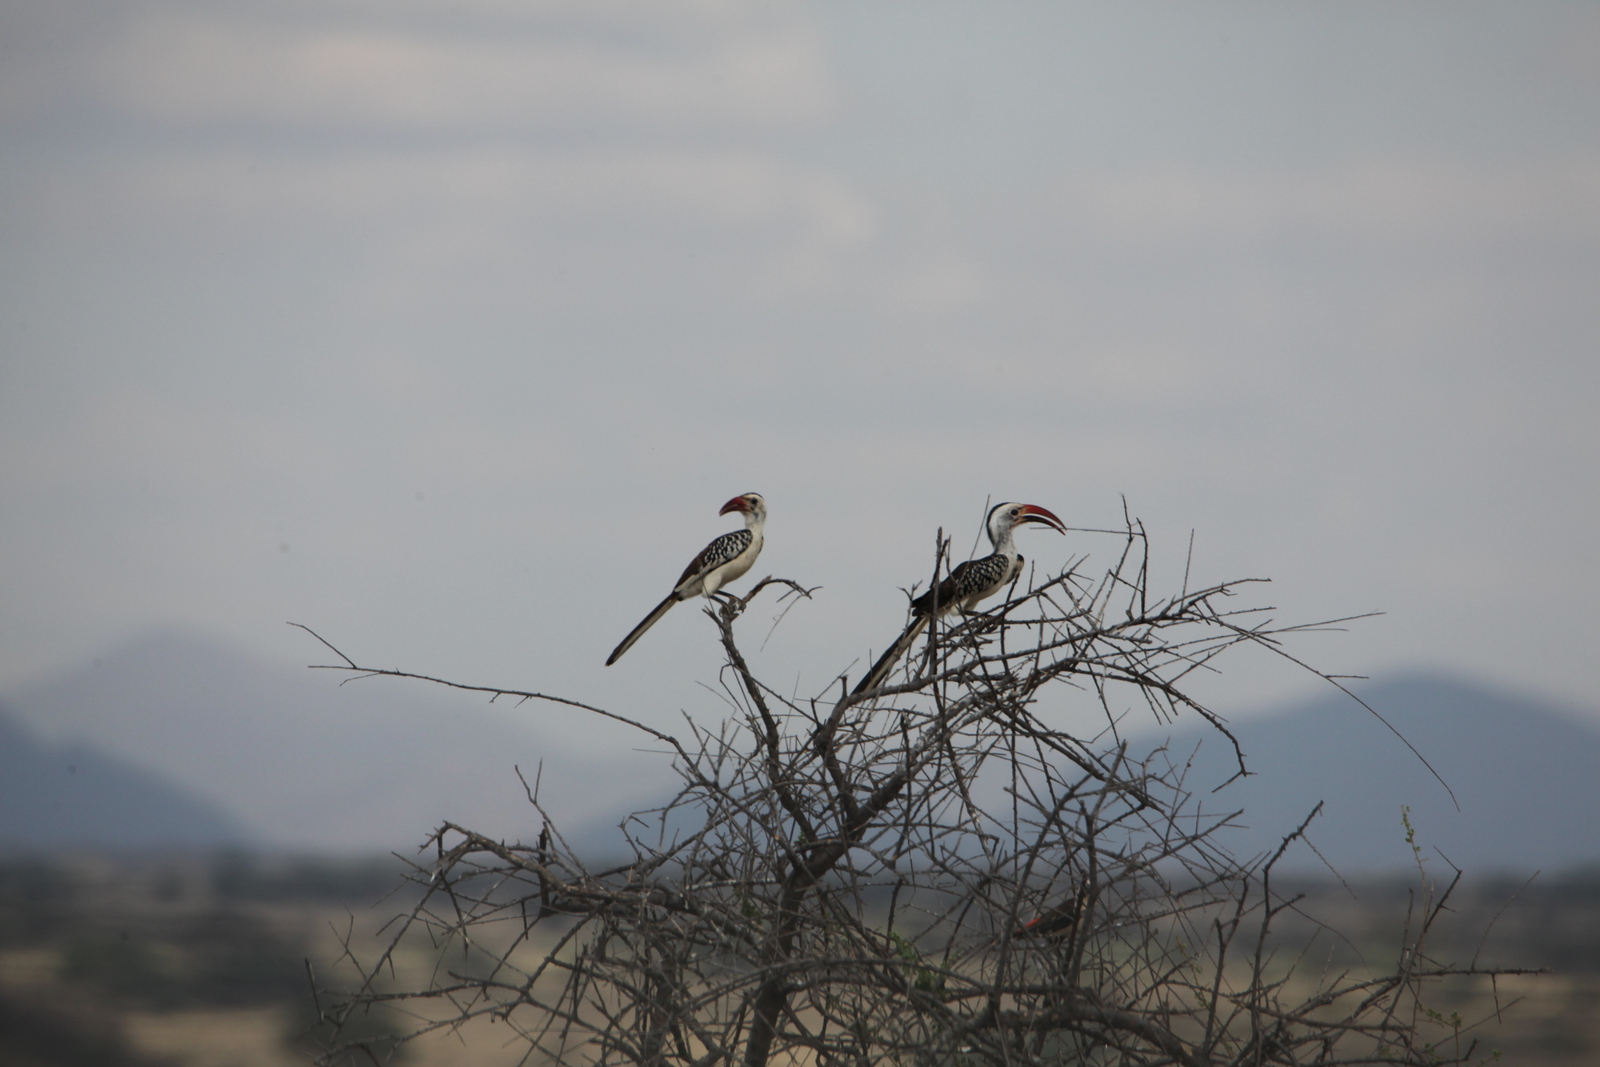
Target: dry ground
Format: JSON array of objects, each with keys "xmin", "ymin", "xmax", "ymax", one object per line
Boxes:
[{"xmin": 1, "ymin": 855, "xmax": 1595, "ymax": 1066}]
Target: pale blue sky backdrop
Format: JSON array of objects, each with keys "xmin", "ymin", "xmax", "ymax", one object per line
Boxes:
[{"xmin": 2, "ymin": 1, "xmax": 1597, "ymax": 752}]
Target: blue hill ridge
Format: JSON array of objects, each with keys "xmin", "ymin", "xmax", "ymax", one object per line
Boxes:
[
  {"xmin": 0, "ymin": 705, "xmax": 250, "ymax": 851},
  {"xmin": 1143, "ymin": 675, "xmax": 1600, "ymax": 873}
]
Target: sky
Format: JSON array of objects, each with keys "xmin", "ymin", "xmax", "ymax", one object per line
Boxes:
[{"xmin": 2, "ymin": 0, "xmax": 1598, "ymax": 753}]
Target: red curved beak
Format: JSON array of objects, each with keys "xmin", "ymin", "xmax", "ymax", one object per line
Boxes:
[
  {"xmin": 718, "ymin": 495, "xmax": 751, "ymax": 516},
  {"xmin": 1016, "ymin": 504, "xmax": 1066, "ymax": 533}
]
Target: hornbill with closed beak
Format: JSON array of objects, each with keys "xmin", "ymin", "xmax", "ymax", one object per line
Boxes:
[{"xmin": 605, "ymin": 492, "xmax": 766, "ymax": 665}]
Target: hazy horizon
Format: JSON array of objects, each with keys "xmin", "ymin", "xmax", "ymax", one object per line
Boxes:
[{"xmin": 7, "ymin": 626, "xmax": 1600, "ymax": 871}]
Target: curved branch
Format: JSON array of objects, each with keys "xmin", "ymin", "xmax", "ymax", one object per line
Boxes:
[{"xmin": 288, "ymin": 621, "xmax": 683, "ymax": 749}]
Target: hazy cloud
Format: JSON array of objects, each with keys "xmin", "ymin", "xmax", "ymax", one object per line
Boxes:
[
  {"xmin": 0, "ymin": 0, "xmax": 834, "ymax": 131},
  {"xmin": 1, "ymin": 0, "xmax": 1596, "ymax": 733}
]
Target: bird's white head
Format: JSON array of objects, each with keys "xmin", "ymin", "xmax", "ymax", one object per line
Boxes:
[
  {"xmin": 719, "ymin": 492, "xmax": 766, "ymax": 526},
  {"xmin": 987, "ymin": 501, "xmax": 1066, "ymax": 543}
]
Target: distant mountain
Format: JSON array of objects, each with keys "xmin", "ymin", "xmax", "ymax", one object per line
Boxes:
[
  {"xmin": 11, "ymin": 637, "xmax": 1594, "ymax": 871},
  {"xmin": 0, "ymin": 705, "xmax": 250, "ymax": 850},
  {"xmin": 1140, "ymin": 675, "xmax": 1600, "ymax": 873},
  {"xmin": 3, "ymin": 631, "xmax": 675, "ymax": 852}
]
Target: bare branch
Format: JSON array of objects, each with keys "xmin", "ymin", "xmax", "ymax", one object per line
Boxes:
[{"xmin": 300, "ymin": 527, "xmax": 1527, "ymax": 1067}]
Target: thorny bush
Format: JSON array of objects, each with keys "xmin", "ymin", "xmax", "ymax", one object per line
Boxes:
[{"xmin": 300, "ymin": 516, "xmax": 1533, "ymax": 1067}]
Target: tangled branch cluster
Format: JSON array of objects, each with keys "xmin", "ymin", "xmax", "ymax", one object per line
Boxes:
[{"xmin": 305, "ymin": 522, "xmax": 1526, "ymax": 1066}]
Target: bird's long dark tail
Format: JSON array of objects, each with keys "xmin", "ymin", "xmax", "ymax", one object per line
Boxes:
[
  {"xmin": 605, "ymin": 593, "xmax": 678, "ymax": 665},
  {"xmin": 850, "ymin": 616, "xmax": 929, "ymax": 697}
]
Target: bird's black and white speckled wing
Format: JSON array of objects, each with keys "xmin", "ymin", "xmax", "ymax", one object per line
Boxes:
[
  {"xmin": 910, "ymin": 551, "xmax": 1020, "ymax": 616},
  {"xmin": 675, "ymin": 528, "xmax": 755, "ymax": 592}
]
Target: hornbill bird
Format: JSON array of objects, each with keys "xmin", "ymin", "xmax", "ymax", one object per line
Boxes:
[
  {"xmin": 605, "ymin": 493, "xmax": 766, "ymax": 666},
  {"xmin": 851, "ymin": 501, "xmax": 1065, "ymax": 696}
]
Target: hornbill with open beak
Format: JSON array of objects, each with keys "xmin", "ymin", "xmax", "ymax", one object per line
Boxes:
[
  {"xmin": 605, "ymin": 493, "xmax": 766, "ymax": 666},
  {"xmin": 850, "ymin": 501, "xmax": 1065, "ymax": 696}
]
